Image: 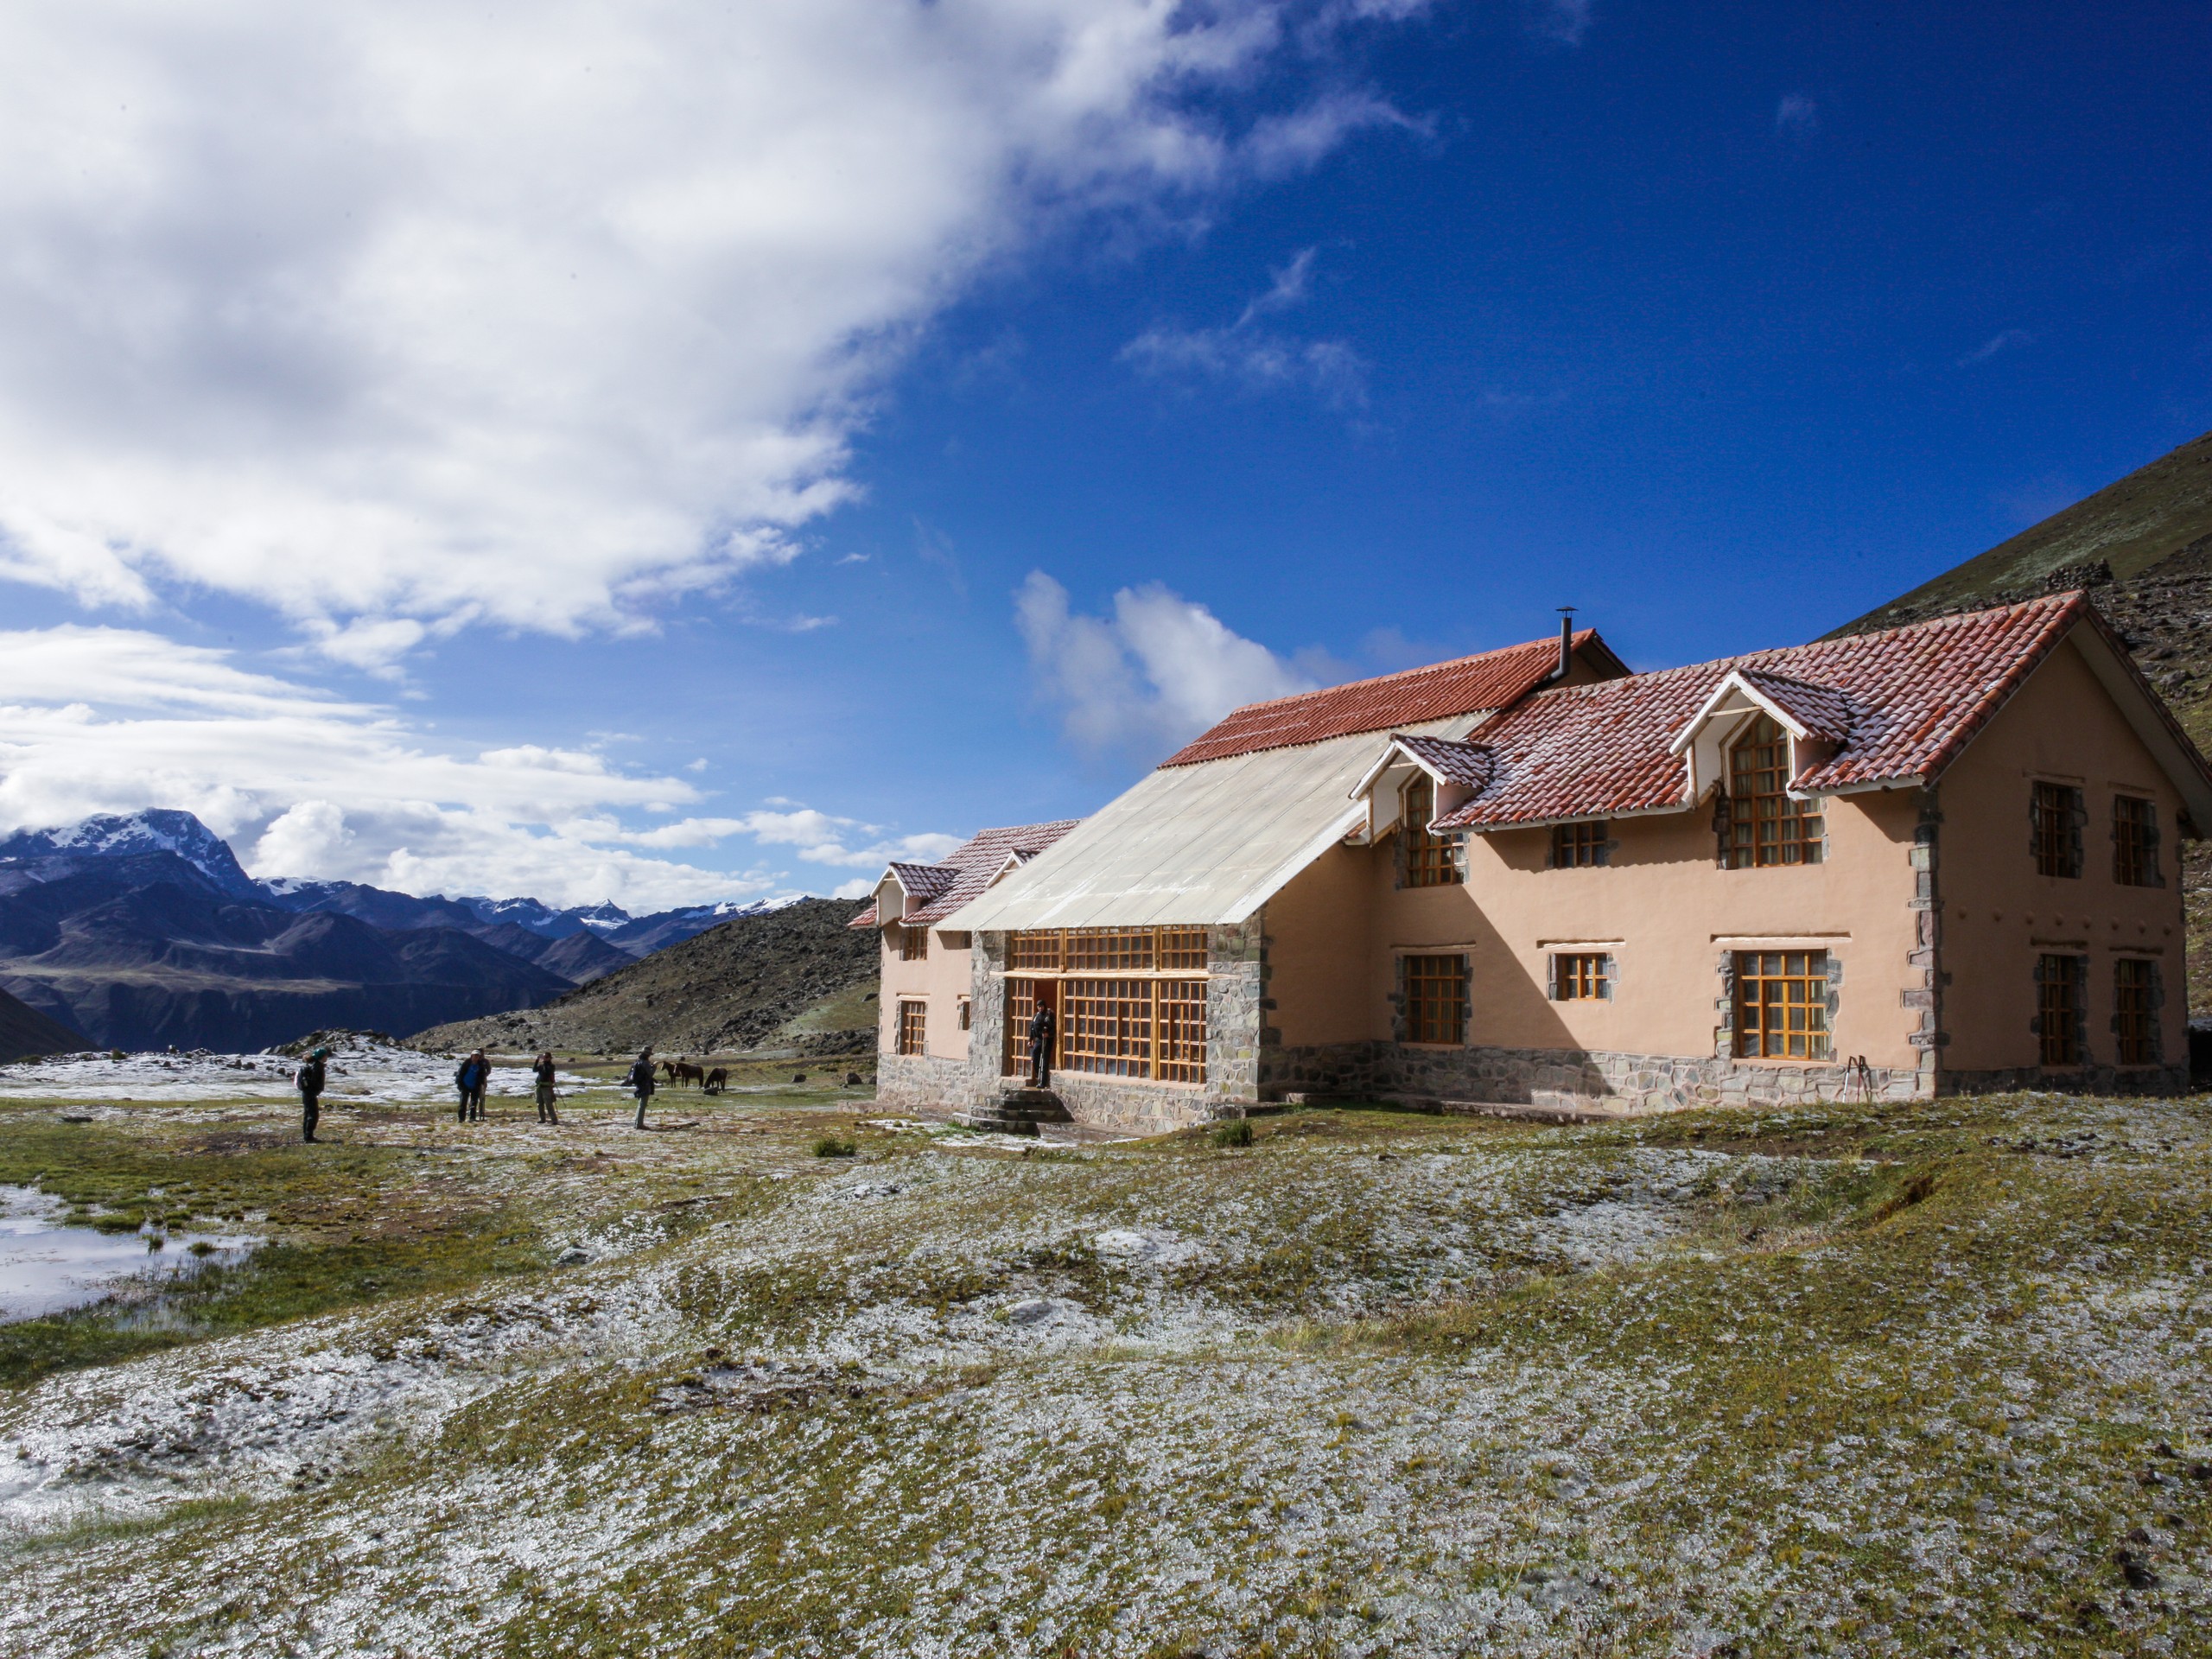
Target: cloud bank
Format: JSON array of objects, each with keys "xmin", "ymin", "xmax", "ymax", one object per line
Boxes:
[
  {"xmin": 1015, "ymin": 572, "xmax": 1319, "ymax": 757},
  {"xmin": 0, "ymin": 0, "xmax": 1433, "ymax": 663},
  {"xmin": 0, "ymin": 627, "xmax": 951, "ymax": 908}
]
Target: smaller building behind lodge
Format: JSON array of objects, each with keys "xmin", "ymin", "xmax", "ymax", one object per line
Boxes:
[{"xmin": 858, "ymin": 594, "xmax": 2212, "ymax": 1134}]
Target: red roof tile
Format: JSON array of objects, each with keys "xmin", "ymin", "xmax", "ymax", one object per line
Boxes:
[
  {"xmin": 849, "ymin": 819, "xmax": 1083, "ymax": 929},
  {"xmin": 1432, "ymin": 594, "xmax": 2125, "ymax": 831},
  {"xmin": 1732, "ymin": 670, "xmax": 1856, "ymax": 744},
  {"xmin": 1159, "ymin": 631, "xmax": 1620, "ymax": 766},
  {"xmin": 1390, "ymin": 734, "xmax": 1495, "ymax": 789}
]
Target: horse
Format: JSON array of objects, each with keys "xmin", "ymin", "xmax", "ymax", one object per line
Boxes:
[
  {"xmin": 660, "ymin": 1059, "xmax": 678, "ymax": 1083},
  {"xmin": 703, "ymin": 1066, "xmax": 728, "ymax": 1096},
  {"xmin": 673, "ymin": 1060, "xmax": 706, "ymax": 1088}
]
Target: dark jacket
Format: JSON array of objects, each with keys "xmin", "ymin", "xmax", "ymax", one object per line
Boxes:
[
  {"xmin": 296, "ymin": 1057, "xmax": 326, "ymax": 1097},
  {"xmin": 454, "ymin": 1057, "xmax": 487, "ymax": 1093},
  {"xmin": 1027, "ymin": 1006, "xmax": 1055, "ymax": 1049},
  {"xmin": 626, "ymin": 1058, "xmax": 657, "ymax": 1096},
  {"xmin": 532, "ymin": 1055, "xmax": 557, "ymax": 1088}
]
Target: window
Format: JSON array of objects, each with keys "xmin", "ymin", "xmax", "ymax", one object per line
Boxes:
[
  {"xmin": 1006, "ymin": 927, "xmax": 1209, "ymax": 974},
  {"xmin": 899, "ymin": 924, "xmax": 929, "ymax": 962},
  {"xmin": 1004, "ymin": 979, "xmax": 1043, "ymax": 1073},
  {"xmin": 1402, "ymin": 773, "xmax": 1462, "ymax": 887},
  {"xmin": 896, "ymin": 999, "xmax": 927, "ymax": 1057},
  {"xmin": 1733, "ymin": 950, "xmax": 1829, "ymax": 1060},
  {"xmin": 2032, "ymin": 782, "xmax": 2083, "ymax": 879},
  {"xmin": 2115, "ymin": 958, "xmax": 2158, "ymax": 1065},
  {"xmin": 1402, "ymin": 955, "xmax": 1466, "ymax": 1045},
  {"xmin": 2036, "ymin": 954, "xmax": 2086, "ymax": 1066},
  {"xmin": 1552, "ymin": 821, "xmax": 1608, "ymax": 868},
  {"xmin": 1553, "ymin": 953, "xmax": 1612, "ymax": 1001},
  {"xmin": 2113, "ymin": 797, "xmax": 2158, "ymax": 887},
  {"xmin": 1001, "ymin": 927, "xmax": 1211, "ymax": 1084},
  {"xmin": 957, "ymin": 997, "xmax": 972, "ymax": 1033},
  {"xmin": 1726, "ymin": 715, "xmax": 1822, "ymax": 868}
]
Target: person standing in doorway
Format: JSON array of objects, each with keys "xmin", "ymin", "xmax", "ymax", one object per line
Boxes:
[
  {"xmin": 1027, "ymin": 996, "xmax": 1056, "ymax": 1090},
  {"xmin": 626, "ymin": 1048, "xmax": 657, "ymax": 1129},
  {"xmin": 295, "ymin": 1046, "xmax": 328, "ymax": 1143},
  {"xmin": 532, "ymin": 1050, "xmax": 559, "ymax": 1123}
]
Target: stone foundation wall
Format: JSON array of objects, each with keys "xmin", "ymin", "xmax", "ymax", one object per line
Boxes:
[
  {"xmin": 1265, "ymin": 1039, "xmax": 1931, "ymax": 1112},
  {"xmin": 1043, "ymin": 1072, "xmax": 1223, "ymax": 1133},
  {"xmin": 1938, "ymin": 1062, "xmax": 2189, "ymax": 1097},
  {"xmin": 874, "ymin": 1052, "xmax": 975, "ymax": 1110}
]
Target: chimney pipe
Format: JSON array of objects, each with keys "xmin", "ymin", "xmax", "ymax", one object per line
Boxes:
[{"xmin": 1556, "ymin": 607, "xmax": 1576, "ymax": 680}]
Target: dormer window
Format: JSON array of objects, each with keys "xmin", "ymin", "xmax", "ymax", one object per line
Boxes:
[
  {"xmin": 1402, "ymin": 773, "xmax": 1462, "ymax": 887},
  {"xmin": 1726, "ymin": 715, "xmax": 1822, "ymax": 868}
]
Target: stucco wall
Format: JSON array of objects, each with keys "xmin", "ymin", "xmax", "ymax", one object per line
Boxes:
[
  {"xmin": 1265, "ymin": 777, "xmax": 1926, "ymax": 1074},
  {"xmin": 874, "ymin": 925, "xmax": 976, "ymax": 1065},
  {"xmin": 1929, "ymin": 636, "xmax": 2190, "ymax": 1079}
]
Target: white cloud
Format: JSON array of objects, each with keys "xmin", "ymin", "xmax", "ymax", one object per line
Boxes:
[
  {"xmin": 0, "ymin": 625, "xmax": 954, "ymax": 908},
  {"xmin": 1532, "ymin": 0, "xmax": 1593, "ymax": 46},
  {"xmin": 1122, "ymin": 247, "xmax": 1369, "ymax": 407},
  {"xmin": 0, "ymin": 1, "xmax": 1431, "ymax": 663},
  {"xmin": 1959, "ymin": 328, "xmax": 2032, "ymax": 367},
  {"xmin": 1015, "ymin": 571, "xmax": 1316, "ymax": 757},
  {"xmin": 1776, "ymin": 92, "xmax": 1818, "ymax": 138}
]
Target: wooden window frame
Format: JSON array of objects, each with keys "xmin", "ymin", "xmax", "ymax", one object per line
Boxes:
[
  {"xmin": 1732, "ymin": 950, "xmax": 1831, "ymax": 1061},
  {"xmin": 1402, "ymin": 773, "xmax": 1463, "ymax": 888},
  {"xmin": 1402, "ymin": 954, "xmax": 1467, "ymax": 1046},
  {"xmin": 1726, "ymin": 715, "xmax": 1823, "ymax": 868},
  {"xmin": 1005, "ymin": 927, "xmax": 1209, "ymax": 976},
  {"xmin": 1552, "ymin": 952, "xmax": 1612, "ymax": 1001},
  {"xmin": 2031, "ymin": 782, "xmax": 2083, "ymax": 880},
  {"xmin": 957, "ymin": 996, "xmax": 972, "ymax": 1033},
  {"xmin": 1002, "ymin": 967, "xmax": 1208, "ymax": 1086},
  {"xmin": 896, "ymin": 999, "xmax": 928, "ymax": 1058},
  {"xmin": 2114, "ymin": 957, "xmax": 2158, "ymax": 1066},
  {"xmin": 898, "ymin": 924, "xmax": 929, "ymax": 962},
  {"xmin": 1551, "ymin": 821, "xmax": 1609, "ymax": 868},
  {"xmin": 2036, "ymin": 953, "xmax": 2086, "ymax": 1067},
  {"xmin": 2113, "ymin": 796, "xmax": 2158, "ymax": 887}
]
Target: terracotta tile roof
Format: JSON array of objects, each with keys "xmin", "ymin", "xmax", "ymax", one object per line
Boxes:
[
  {"xmin": 1432, "ymin": 594, "xmax": 2109, "ymax": 831},
  {"xmin": 849, "ymin": 819, "xmax": 1083, "ymax": 928},
  {"xmin": 1160, "ymin": 631, "xmax": 1618, "ymax": 766},
  {"xmin": 1733, "ymin": 670, "xmax": 1857, "ymax": 744},
  {"xmin": 1390, "ymin": 734, "xmax": 1495, "ymax": 789}
]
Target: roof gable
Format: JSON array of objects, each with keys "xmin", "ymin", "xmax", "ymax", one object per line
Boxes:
[
  {"xmin": 849, "ymin": 819, "xmax": 1082, "ymax": 929},
  {"xmin": 1159, "ymin": 629, "xmax": 1625, "ymax": 767},
  {"xmin": 1421, "ymin": 593, "xmax": 2211, "ymax": 832}
]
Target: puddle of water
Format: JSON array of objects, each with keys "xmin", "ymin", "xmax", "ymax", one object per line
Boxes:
[{"xmin": 0, "ymin": 1185, "xmax": 258, "ymax": 1323}]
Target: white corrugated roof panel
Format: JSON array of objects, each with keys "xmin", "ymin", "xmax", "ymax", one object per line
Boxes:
[{"xmin": 944, "ymin": 718, "xmax": 1470, "ymax": 931}]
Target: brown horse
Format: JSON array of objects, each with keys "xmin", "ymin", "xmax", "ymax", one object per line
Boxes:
[
  {"xmin": 703, "ymin": 1066, "xmax": 728, "ymax": 1095},
  {"xmin": 672, "ymin": 1059, "xmax": 706, "ymax": 1088},
  {"xmin": 659, "ymin": 1059, "xmax": 678, "ymax": 1083}
]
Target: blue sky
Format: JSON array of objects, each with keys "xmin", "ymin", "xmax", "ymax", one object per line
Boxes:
[{"xmin": 0, "ymin": 1, "xmax": 2206, "ymax": 907}]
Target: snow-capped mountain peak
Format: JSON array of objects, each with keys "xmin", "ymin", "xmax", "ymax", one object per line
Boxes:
[{"xmin": 0, "ymin": 809, "xmax": 262, "ymax": 899}]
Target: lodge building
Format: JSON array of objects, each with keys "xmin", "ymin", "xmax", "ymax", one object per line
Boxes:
[{"xmin": 858, "ymin": 594, "xmax": 2212, "ymax": 1133}]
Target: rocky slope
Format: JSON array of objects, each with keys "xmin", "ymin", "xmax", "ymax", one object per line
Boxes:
[
  {"xmin": 0, "ymin": 982, "xmax": 85, "ymax": 1061},
  {"xmin": 409, "ymin": 897, "xmax": 876, "ymax": 1057},
  {"xmin": 1838, "ymin": 426, "xmax": 2212, "ymax": 635}
]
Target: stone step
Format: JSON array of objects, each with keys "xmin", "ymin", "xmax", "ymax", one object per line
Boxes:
[
  {"xmin": 951, "ymin": 1111, "xmax": 1040, "ymax": 1138},
  {"xmin": 995, "ymin": 1088, "xmax": 1072, "ymax": 1122}
]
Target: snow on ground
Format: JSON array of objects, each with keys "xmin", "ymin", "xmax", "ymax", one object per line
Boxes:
[{"xmin": 0, "ymin": 1042, "xmax": 594, "ymax": 1105}]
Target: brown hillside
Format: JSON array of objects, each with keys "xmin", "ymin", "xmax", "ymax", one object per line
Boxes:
[{"xmin": 406, "ymin": 897, "xmax": 877, "ymax": 1057}]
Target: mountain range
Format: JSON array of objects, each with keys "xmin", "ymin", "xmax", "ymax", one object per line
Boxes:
[{"xmin": 0, "ymin": 810, "xmax": 794, "ymax": 1052}]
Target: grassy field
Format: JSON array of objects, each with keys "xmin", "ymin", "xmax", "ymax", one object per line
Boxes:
[{"xmin": 3, "ymin": 1079, "xmax": 2208, "ymax": 1657}]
